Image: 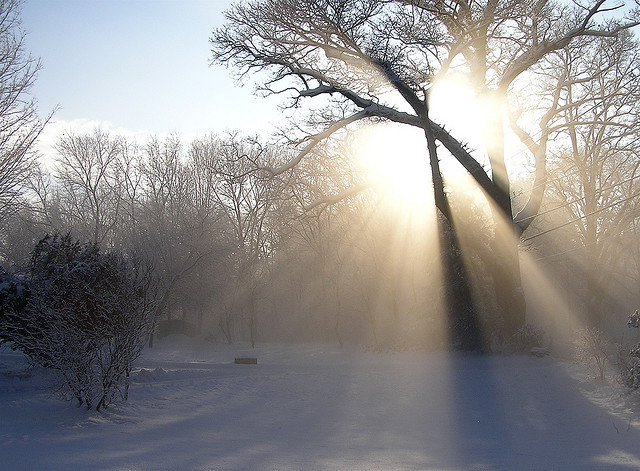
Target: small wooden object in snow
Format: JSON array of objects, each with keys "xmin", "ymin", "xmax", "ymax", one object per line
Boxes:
[{"xmin": 235, "ymin": 357, "xmax": 258, "ymax": 365}]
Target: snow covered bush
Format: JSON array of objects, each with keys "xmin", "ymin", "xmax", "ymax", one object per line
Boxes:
[
  {"xmin": 617, "ymin": 347, "xmax": 640, "ymax": 390},
  {"xmin": 0, "ymin": 234, "xmax": 156, "ymax": 410},
  {"xmin": 574, "ymin": 327, "xmax": 610, "ymax": 382},
  {"xmin": 618, "ymin": 310, "xmax": 640, "ymax": 389},
  {"xmin": 0, "ymin": 267, "xmax": 31, "ymax": 349}
]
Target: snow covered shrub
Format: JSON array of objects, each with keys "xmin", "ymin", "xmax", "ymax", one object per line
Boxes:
[
  {"xmin": 629, "ymin": 310, "xmax": 640, "ymax": 332},
  {"xmin": 0, "ymin": 267, "xmax": 32, "ymax": 351},
  {"xmin": 618, "ymin": 310, "xmax": 640, "ymax": 389},
  {"xmin": 0, "ymin": 234, "xmax": 156, "ymax": 410},
  {"xmin": 574, "ymin": 327, "xmax": 610, "ymax": 382},
  {"xmin": 617, "ymin": 346, "xmax": 640, "ymax": 389}
]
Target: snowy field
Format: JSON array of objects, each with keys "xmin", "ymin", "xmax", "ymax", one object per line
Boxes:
[{"xmin": 1, "ymin": 336, "xmax": 640, "ymax": 471}]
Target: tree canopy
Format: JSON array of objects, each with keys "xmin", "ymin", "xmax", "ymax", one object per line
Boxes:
[{"xmin": 211, "ymin": 0, "xmax": 639, "ymax": 229}]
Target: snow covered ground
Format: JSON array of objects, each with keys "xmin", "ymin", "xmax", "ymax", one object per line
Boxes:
[{"xmin": 1, "ymin": 336, "xmax": 640, "ymax": 470}]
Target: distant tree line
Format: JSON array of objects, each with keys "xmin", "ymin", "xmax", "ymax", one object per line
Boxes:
[
  {"xmin": 0, "ymin": 128, "xmax": 482, "ymax": 349},
  {"xmin": 1, "ymin": 120, "xmax": 639, "ymax": 352}
]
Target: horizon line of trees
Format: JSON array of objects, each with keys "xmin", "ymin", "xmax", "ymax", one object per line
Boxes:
[{"xmin": 0, "ymin": 119, "xmax": 637, "ymax": 351}]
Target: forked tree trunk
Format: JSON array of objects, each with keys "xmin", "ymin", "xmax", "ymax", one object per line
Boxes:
[
  {"xmin": 249, "ymin": 285, "xmax": 257, "ymax": 348},
  {"xmin": 197, "ymin": 308, "xmax": 204, "ymax": 332},
  {"xmin": 219, "ymin": 316, "xmax": 233, "ymax": 344}
]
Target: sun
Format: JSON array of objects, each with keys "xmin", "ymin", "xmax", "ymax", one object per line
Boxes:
[
  {"xmin": 429, "ymin": 77, "xmax": 533, "ymax": 179},
  {"xmin": 348, "ymin": 78, "xmax": 508, "ymax": 219},
  {"xmin": 351, "ymin": 123, "xmax": 433, "ymax": 214},
  {"xmin": 429, "ymin": 78, "xmax": 490, "ymax": 159}
]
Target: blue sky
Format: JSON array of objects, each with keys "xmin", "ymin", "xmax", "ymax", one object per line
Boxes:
[{"xmin": 20, "ymin": 0, "xmax": 281, "ymax": 153}]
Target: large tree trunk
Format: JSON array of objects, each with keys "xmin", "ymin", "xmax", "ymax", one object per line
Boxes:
[
  {"xmin": 487, "ymin": 237, "xmax": 526, "ymax": 339},
  {"xmin": 584, "ymin": 179, "xmax": 603, "ymax": 328},
  {"xmin": 484, "ymin": 97, "xmax": 526, "ymax": 339},
  {"xmin": 440, "ymin": 216, "xmax": 486, "ymax": 351},
  {"xmin": 424, "ymin": 101, "xmax": 484, "ymax": 351}
]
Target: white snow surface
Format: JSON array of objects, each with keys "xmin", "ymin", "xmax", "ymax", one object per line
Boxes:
[{"xmin": 1, "ymin": 336, "xmax": 640, "ymax": 470}]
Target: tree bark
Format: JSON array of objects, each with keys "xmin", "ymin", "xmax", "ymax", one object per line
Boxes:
[
  {"xmin": 585, "ymin": 243, "xmax": 604, "ymax": 328},
  {"xmin": 439, "ymin": 217, "xmax": 486, "ymax": 351}
]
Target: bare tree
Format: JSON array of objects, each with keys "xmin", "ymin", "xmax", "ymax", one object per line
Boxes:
[
  {"xmin": 197, "ymin": 133, "xmax": 289, "ymax": 346},
  {"xmin": 112, "ymin": 139, "xmax": 145, "ymax": 250},
  {"xmin": 139, "ymin": 135, "xmax": 206, "ymax": 339},
  {"xmin": 0, "ymin": 0, "xmax": 51, "ymax": 221},
  {"xmin": 283, "ymin": 136, "xmax": 369, "ymax": 345},
  {"xmin": 54, "ymin": 129, "xmax": 126, "ymax": 245},
  {"xmin": 212, "ymin": 1, "xmax": 638, "ymax": 344},
  {"xmin": 531, "ymin": 31, "xmax": 640, "ymax": 326},
  {"xmin": 136, "ymin": 134, "xmax": 231, "ymax": 343}
]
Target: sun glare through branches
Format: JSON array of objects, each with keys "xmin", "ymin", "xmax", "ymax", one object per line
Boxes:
[
  {"xmin": 350, "ymin": 78, "xmax": 507, "ymax": 221},
  {"xmin": 351, "ymin": 124, "xmax": 432, "ymax": 217}
]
